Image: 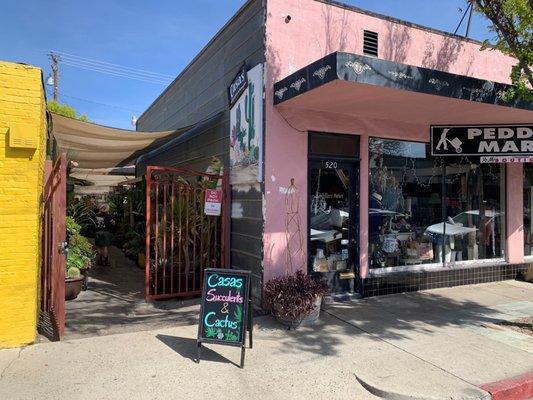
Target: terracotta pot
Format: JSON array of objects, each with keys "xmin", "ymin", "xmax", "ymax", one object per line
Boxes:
[
  {"xmin": 65, "ymin": 277, "xmax": 84, "ymax": 300},
  {"xmin": 273, "ymin": 295, "xmax": 323, "ymax": 329}
]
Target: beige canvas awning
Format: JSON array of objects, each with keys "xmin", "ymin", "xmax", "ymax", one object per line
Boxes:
[
  {"xmin": 51, "ymin": 113, "xmax": 191, "ymax": 169},
  {"xmin": 51, "ymin": 112, "xmax": 193, "ymax": 193}
]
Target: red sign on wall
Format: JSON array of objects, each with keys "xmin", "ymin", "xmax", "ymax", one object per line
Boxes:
[{"xmin": 204, "ymin": 189, "xmax": 222, "ymax": 216}]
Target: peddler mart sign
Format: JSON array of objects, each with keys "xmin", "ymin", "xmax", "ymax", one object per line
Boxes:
[{"xmin": 431, "ymin": 124, "xmax": 533, "ymax": 157}]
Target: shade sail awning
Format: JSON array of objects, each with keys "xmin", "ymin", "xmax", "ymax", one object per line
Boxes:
[
  {"xmin": 273, "ymin": 53, "xmax": 533, "ymax": 138},
  {"xmin": 51, "ymin": 113, "xmax": 192, "ymax": 169}
]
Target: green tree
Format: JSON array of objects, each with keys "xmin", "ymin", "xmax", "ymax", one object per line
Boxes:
[
  {"xmin": 472, "ymin": 0, "xmax": 533, "ymax": 100},
  {"xmin": 47, "ymin": 100, "xmax": 90, "ymax": 122}
]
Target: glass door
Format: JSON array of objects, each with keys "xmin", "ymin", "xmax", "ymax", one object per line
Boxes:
[{"xmin": 308, "ymin": 159, "xmax": 359, "ymax": 294}]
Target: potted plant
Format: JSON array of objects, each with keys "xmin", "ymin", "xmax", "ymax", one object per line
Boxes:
[
  {"xmin": 122, "ymin": 229, "xmax": 145, "ymax": 268},
  {"xmin": 68, "ymin": 232, "xmax": 95, "ymax": 290},
  {"xmin": 65, "ymin": 217, "xmax": 95, "ymax": 298},
  {"xmin": 264, "ymin": 270, "xmax": 328, "ymax": 329},
  {"xmin": 65, "ymin": 253, "xmax": 85, "ymax": 300}
]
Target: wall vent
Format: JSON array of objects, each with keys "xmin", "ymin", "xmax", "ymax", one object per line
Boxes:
[{"xmin": 363, "ymin": 30, "xmax": 378, "ymax": 57}]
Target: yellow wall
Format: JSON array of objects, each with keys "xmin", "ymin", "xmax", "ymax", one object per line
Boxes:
[{"xmin": 0, "ymin": 62, "xmax": 47, "ymax": 348}]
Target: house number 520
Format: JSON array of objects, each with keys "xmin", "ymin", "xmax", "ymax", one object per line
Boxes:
[{"xmin": 324, "ymin": 161, "xmax": 338, "ymax": 169}]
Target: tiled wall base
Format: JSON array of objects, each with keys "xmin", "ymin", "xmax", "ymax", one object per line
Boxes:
[{"xmin": 363, "ymin": 263, "xmax": 529, "ymax": 297}]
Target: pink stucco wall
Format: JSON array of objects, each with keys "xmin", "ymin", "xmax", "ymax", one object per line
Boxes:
[{"xmin": 263, "ymin": 0, "xmax": 525, "ymax": 282}]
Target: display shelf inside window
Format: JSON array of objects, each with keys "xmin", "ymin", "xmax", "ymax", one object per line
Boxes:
[{"xmin": 368, "ymin": 138, "xmax": 504, "ymax": 270}]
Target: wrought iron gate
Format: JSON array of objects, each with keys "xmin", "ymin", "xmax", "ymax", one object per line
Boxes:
[
  {"xmin": 145, "ymin": 166, "xmax": 230, "ymax": 300},
  {"xmin": 39, "ymin": 153, "xmax": 67, "ymax": 340}
]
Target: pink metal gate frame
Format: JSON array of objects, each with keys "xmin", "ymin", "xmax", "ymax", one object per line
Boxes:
[{"xmin": 145, "ymin": 166, "xmax": 230, "ymax": 301}]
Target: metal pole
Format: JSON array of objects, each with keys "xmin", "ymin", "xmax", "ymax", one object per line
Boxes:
[
  {"xmin": 442, "ymin": 162, "xmax": 447, "ymax": 267},
  {"xmin": 465, "ymin": 2, "xmax": 474, "ymax": 38},
  {"xmin": 49, "ymin": 52, "xmax": 59, "ymax": 101}
]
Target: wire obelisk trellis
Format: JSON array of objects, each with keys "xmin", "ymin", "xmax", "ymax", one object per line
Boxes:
[{"xmin": 284, "ymin": 178, "xmax": 304, "ymax": 274}]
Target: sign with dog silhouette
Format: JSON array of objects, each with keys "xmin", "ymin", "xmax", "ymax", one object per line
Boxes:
[{"xmin": 431, "ymin": 124, "xmax": 533, "ymax": 157}]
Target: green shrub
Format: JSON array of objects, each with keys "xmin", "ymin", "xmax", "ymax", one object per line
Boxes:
[{"xmin": 66, "ymin": 216, "xmax": 81, "ymax": 236}]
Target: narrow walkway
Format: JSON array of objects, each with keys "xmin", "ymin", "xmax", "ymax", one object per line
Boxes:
[{"xmin": 65, "ymin": 245, "xmax": 199, "ymax": 340}]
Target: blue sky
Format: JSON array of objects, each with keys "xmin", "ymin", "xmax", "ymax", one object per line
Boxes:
[{"xmin": 1, "ymin": 0, "xmax": 495, "ymax": 129}]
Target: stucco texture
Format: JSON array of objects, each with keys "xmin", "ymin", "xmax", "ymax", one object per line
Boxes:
[
  {"xmin": 0, "ymin": 62, "xmax": 47, "ymax": 348},
  {"xmin": 263, "ymin": 0, "xmax": 524, "ymax": 281}
]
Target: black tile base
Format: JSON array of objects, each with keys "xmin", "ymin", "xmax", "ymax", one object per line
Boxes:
[{"xmin": 363, "ymin": 263, "xmax": 529, "ymax": 297}]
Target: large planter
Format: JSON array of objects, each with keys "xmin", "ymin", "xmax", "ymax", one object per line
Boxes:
[
  {"xmin": 65, "ymin": 277, "xmax": 84, "ymax": 300},
  {"xmin": 273, "ymin": 295, "xmax": 323, "ymax": 329}
]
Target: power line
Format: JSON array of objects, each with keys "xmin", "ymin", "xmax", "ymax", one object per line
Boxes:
[
  {"xmin": 60, "ymin": 60, "xmax": 171, "ymax": 85},
  {"xmin": 59, "ymin": 60, "xmax": 171, "ymax": 84},
  {"xmin": 49, "ymin": 89, "xmax": 143, "ymax": 113},
  {"xmin": 50, "ymin": 50, "xmax": 174, "ymax": 85},
  {"xmin": 59, "ymin": 59, "xmax": 172, "ymax": 83},
  {"xmin": 53, "ymin": 50, "xmax": 174, "ymax": 79}
]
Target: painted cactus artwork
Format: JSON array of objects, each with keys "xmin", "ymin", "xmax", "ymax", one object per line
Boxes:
[{"xmin": 230, "ymin": 64, "xmax": 263, "ymax": 185}]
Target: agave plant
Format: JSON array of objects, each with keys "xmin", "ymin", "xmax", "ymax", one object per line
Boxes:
[{"xmin": 67, "ymin": 200, "xmax": 96, "ymax": 234}]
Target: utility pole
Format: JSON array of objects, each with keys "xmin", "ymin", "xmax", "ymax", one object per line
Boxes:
[{"xmin": 48, "ymin": 52, "xmax": 60, "ymax": 101}]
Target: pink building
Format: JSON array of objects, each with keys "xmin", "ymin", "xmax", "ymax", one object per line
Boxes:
[{"xmin": 139, "ymin": 0, "xmax": 533, "ymax": 301}]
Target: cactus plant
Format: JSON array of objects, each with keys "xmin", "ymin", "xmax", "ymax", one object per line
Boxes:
[{"xmin": 67, "ymin": 266, "xmax": 81, "ymax": 279}]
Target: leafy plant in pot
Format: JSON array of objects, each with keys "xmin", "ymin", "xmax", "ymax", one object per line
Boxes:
[
  {"xmin": 66, "ymin": 217, "xmax": 96, "ymax": 298},
  {"xmin": 264, "ymin": 270, "xmax": 328, "ymax": 329}
]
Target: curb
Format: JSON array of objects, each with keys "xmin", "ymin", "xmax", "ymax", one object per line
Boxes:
[
  {"xmin": 355, "ymin": 374, "xmax": 491, "ymax": 400},
  {"xmin": 480, "ymin": 372, "xmax": 533, "ymax": 400}
]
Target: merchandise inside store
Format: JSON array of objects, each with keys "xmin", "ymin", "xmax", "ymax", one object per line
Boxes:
[{"xmin": 369, "ymin": 138, "xmax": 505, "ymax": 270}]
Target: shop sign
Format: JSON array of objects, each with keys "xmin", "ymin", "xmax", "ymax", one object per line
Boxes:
[
  {"xmin": 197, "ymin": 269, "xmax": 252, "ymax": 368},
  {"xmin": 481, "ymin": 155, "xmax": 533, "ymax": 163},
  {"xmin": 431, "ymin": 124, "xmax": 533, "ymax": 157},
  {"xmin": 228, "ymin": 65, "xmax": 248, "ymax": 107},
  {"xmin": 230, "ymin": 63, "xmax": 264, "ymax": 184},
  {"xmin": 204, "ymin": 189, "xmax": 222, "ymax": 216}
]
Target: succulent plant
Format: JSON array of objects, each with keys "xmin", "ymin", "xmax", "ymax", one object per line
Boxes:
[
  {"xmin": 67, "ymin": 267, "xmax": 81, "ymax": 279},
  {"xmin": 264, "ymin": 270, "xmax": 328, "ymax": 319}
]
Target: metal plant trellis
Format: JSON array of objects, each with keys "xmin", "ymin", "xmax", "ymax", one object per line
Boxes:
[{"xmin": 145, "ymin": 166, "xmax": 230, "ymax": 300}]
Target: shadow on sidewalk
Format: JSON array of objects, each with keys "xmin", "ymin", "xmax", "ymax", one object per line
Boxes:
[
  {"xmin": 156, "ymin": 334, "xmax": 239, "ymax": 367},
  {"xmin": 258, "ymin": 282, "xmax": 532, "ymax": 357}
]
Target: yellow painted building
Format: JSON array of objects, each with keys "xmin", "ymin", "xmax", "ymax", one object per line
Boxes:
[{"xmin": 0, "ymin": 62, "xmax": 47, "ymax": 348}]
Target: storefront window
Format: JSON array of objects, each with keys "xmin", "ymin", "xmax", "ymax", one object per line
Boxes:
[
  {"xmin": 524, "ymin": 165, "xmax": 533, "ymax": 256},
  {"xmin": 369, "ymin": 138, "xmax": 505, "ymax": 270},
  {"xmin": 444, "ymin": 161, "xmax": 505, "ymax": 262}
]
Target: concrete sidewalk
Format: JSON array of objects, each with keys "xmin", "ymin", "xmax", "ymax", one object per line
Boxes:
[{"xmin": 1, "ymin": 281, "xmax": 532, "ymax": 400}]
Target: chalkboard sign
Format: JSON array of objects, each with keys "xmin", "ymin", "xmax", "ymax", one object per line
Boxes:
[{"xmin": 197, "ymin": 268, "xmax": 252, "ymax": 367}]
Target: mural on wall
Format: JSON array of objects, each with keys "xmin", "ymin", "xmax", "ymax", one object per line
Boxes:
[{"xmin": 230, "ymin": 64, "xmax": 263, "ymax": 185}]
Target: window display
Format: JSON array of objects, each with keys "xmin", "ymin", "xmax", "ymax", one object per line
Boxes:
[{"xmin": 369, "ymin": 138, "xmax": 505, "ymax": 270}]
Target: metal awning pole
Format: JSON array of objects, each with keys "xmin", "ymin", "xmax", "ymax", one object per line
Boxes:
[{"xmin": 442, "ymin": 161, "xmax": 447, "ymax": 267}]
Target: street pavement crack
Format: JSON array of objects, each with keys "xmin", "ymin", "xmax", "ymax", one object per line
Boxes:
[{"xmin": 0, "ymin": 347, "xmax": 23, "ymax": 381}]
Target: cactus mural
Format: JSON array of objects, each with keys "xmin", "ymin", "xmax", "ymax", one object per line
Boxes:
[
  {"xmin": 244, "ymin": 81, "xmax": 255, "ymax": 158},
  {"xmin": 229, "ymin": 64, "xmax": 263, "ymax": 184}
]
